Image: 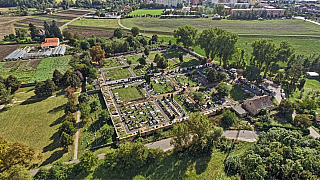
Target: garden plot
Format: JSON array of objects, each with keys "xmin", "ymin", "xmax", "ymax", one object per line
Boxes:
[
  {"xmin": 131, "ymin": 64, "xmax": 147, "ymax": 76},
  {"xmin": 112, "ymin": 85, "xmax": 145, "ymax": 103},
  {"xmin": 103, "ymin": 67, "xmax": 133, "ymax": 80},
  {"xmin": 172, "ymin": 74, "xmax": 198, "ymax": 87},
  {"xmin": 103, "ymin": 57, "xmax": 124, "ymax": 68},
  {"xmin": 120, "ymin": 101, "xmax": 166, "ymax": 131},
  {"xmin": 150, "ymin": 77, "xmax": 176, "ymax": 95}
]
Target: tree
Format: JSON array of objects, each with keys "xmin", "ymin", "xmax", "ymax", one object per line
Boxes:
[
  {"xmin": 215, "ymin": 82, "xmax": 231, "ymax": 97},
  {"xmin": 298, "ymin": 99, "xmax": 318, "ymax": 112},
  {"xmin": 243, "ymin": 65, "xmax": 262, "ymax": 83},
  {"xmin": 52, "ymin": 69, "xmax": 63, "ymax": 86},
  {"xmin": 221, "ymin": 110, "xmax": 238, "ymax": 128},
  {"xmin": 79, "ymin": 151, "xmax": 98, "ymax": 172},
  {"xmin": 207, "ymin": 68, "xmax": 218, "ymax": 82},
  {"xmin": 5, "ymin": 75, "xmax": 21, "ymax": 94},
  {"xmin": 49, "ymin": 20, "xmax": 62, "ymax": 39},
  {"xmin": 114, "ymin": 142, "xmax": 149, "ymax": 168},
  {"xmin": 293, "ymin": 114, "xmax": 311, "ymax": 128},
  {"xmin": 174, "ymin": 25, "xmax": 198, "ymax": 48},
  {"xmin": 278, "ymin": 99, "xmax": 295, "ymax": 117},
  {"xmin": 154, "ymin": 53, "xmax": 161, "ymax": 63},
  {"xmin": 224, "ymin": 155, "xmax": 242, "ymax": 176},
  {"xmin": 29, "ymin": 23, "xmax": 37, "ymax": 40},
  {"xmin": 192, "ymin": 91, "xmax": 204, "ymax": 104},
  {"xmin": 78, "ymin": 93, "xmax": 89, "ymax": 103},
  {"xmin": 144, "ymin": 47, "xmax": 149, "ymax": 56},
  {"xmin": 60, "ymin": 121, "xmax": 76, "ymax": 136},
  {"xmin": 170, "ymin": 123, "xmax": 190, "ymax": 149},
  {"xmin": 65, "ymin": 73, "xmax": 81, "ymax": 88},
  {"xmin": 59, "ymin": 132, "xmax": 73, "ymax": 150},
  {"xmin": 197, "ymin": 28, "xmax": 215, "ymax": 58},
  {"xmin": 113, "ymin": 28, "xmax": 123, "ymax": 38},
  {"xmin": 0, "ymin": 165, "xmax": 32, "ymax": 180},
  {"xmin": 179, "ymin": 54, "xmax": 183, "ymax": 63},
  {"xmin": 80, "ymin": 103, "xmax": 90, "ymax": 120},
  {"xmin": 187, "ymin": 112, "xmax": 211, "ymax": 142},
  {"xmin": 219, "ymin": 72, "xmax": 228, "ymax": 81},
  {"xmin": 100, "ymin": 124, "xmax": 114, "ymax": 140},
  {"xmin": 138, "ymin": 57, "xmax": 147, "ymax": 65},
  {"xmin": 80, "ymin": 40, "xmax": 90, "ymax": 50},
  {"xmin": 0, "ymin": 83, "xmax": 13, "ymax": 105},
  {"xmin": 90, "ymin": 45, "xmax": 105, "ymax": 65},
  {"xmin": 34, "ymin": 79, "xmax": 57, "ymax": 97},
  {"xmin": 65, "ymin": 99, "xmax": 77, "ymax": 114},
  {"xmin": 131, "ymin": 27, "xmax": 140, "ymax": 37},
  {"xmin": 15, "ymin": 28, "xmax": 27, "ymax": 39},
  {"xmin": 151, "ymin": 34, "xmax": 159, "ymax": 42},
  {"xmin": 90, "ymin": 100, "xmax": 99, "ymax": 112},
  {"xmin": 156, "ymin": 57, "xmax": 168, "ymax": 69},
  {"xmin": 99, "ymin": 110, "xmax": 111, "ymax": 124}
]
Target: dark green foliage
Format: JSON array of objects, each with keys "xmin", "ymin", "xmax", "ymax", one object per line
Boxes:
[
  {"xmin": 207, "ymin": 68, "xmax": 218, "ymax": 82},
  {"xmin": 52, "ymin": 69, "xmax": 63, "ymax": 86},
  {"xmin": 5, "ymin": 75, "xmax": 21, "ymax": 94},
  {"xmin": 79, "ymin": 151, "xmax": 98, "ymax": 172},
  {"xmin": 138, "ymin": 57, "xmax": 147, "ymax": 65},
  {"xmin": 113, "ymin": 28, "xmax": 123, "ymax": 38},
  {"xmin": 221, "ymin": 110, "xmax": 238, "ymax": 128},
  {"xmin": 65, "ymin": 99, "xmax": 77, "ymax": 114},
  {"xmin": 60, "ymin": 121, "xmax": 76, "ymax": 136},
  {"xmin": 278, "ymin": 99, "xmax": 295, "ymax": 117},
  {"xmin": 78, "ymin": 93, "xmax": 89, "ymax": 103},
  {"xmin": 131, "ymin": 27, "xmax": 140, "ymax": 37},
  {"xmin": 34, "ymin": 79, "xmax": 57, "ymax": 97},
  {"xmin": 243, "ymin": 65, "xmax": 262, "ymax": 83},
  {"xmin": 144, "ymin": 47, "xmax": 149, "ymax": 56},
  {"xmin": 156, "ymin": 56, "xmax": 168, "ymax": 69},
  {"xmin": 174, "ymin": 25, "xmax": 198, "ymax": 48},
  {"xmin": 59, "ymin": 132, "xmax": 74, "ymax": 150},
  {"xmin": 100, "ymin": 124, "xmax": 114, "ymax": 140},
  {"xmin": 224, "ymin": 155, "xmax": 241, "ymax": 176},
  {"xmin": 215, "ymin": 82, "xmax": 231, "ymax": 97}
]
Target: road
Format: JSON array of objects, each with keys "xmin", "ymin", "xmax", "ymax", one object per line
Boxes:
[
  {"xmin": 261, "ymin": 80, "xmax": 282, "ymax": 104},
  {"xmin": 145, "ymin": 138, "xmax": 174, "ymax": 152},
  {"xmin": 222, "ymin": 130, "xmax": 259, "ymax": 142},
  {"xmin": 294, "ymin": 16, "xmax": 320, "ymax": 26},
  {"xmin": 73, "ymin": 106, "xmax": 81, "ymax": 160},
  {"xmin": 308, "ymin": 127, "xmax": 320, "ymax": 138}
]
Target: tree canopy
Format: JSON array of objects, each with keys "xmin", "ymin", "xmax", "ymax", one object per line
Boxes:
[{"xmin": 174, "ymin": 25, "xmax": 198, "ymax": 48}]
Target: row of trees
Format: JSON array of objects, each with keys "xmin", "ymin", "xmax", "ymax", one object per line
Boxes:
[{"xmin": 0, "ymin": 75, "xmax": 21, "ymax": 105}]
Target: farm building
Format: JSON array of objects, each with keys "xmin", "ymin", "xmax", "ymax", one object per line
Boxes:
[
  {"xmin": 243, "ymin": 95, "xmax": 273, "ymax": 116},
  {"xmin": 306, "ymin": 72, "xmax": 319, "ymax": 79},
  {"xmin": 3, "ymin": 50, "xmax": 26, "ymax": 61},
  {"xmin": 41, "ymin": 38, "xmax": 60, "ymax": 49}
]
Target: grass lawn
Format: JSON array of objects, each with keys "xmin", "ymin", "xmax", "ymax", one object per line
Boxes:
[
  {"xmin": 0, "ymin": 96, "xmax": 74, "ymax": 166},
  {"xmin": 74, "ymin": 141, "xmax": 253, "ymax": 179},
  {"xmin": 180, "ymin": 57, "xmax": 200, "ymax": 67},
  {"xmin": 103, "ymin": 67, "xmax": 133, "ymax": 80},
  {"xmin": 151, "ymin": 80, "xmax": 175, "ymax": 94},
  {"xmin": 173, "ymin": 74, "xmax": 198, "ymax": 87},
  {"xmin": 129, "ymin": 9, "xmax": 164, "ymax": 16},
  {"xmin": 102, "ymin": 58, "xmax": 124, "ymax": 68},
  {"xmin": 167, "ymin": 59, "xmax": 179, "ymax": 70},
  {"xmin": 163, "ymin": 49, "xmax": 185, "ymax": 58},
  {"xmin": 70, "ymin": 18, "xmax": 119, "ymax": 28},
  {"xmin": 122, "ymin": 18, "xmax": 320, "ymax": 35},
  {"xmin": 123, "ymin": 54, "xmax": 143, "ymax": 64},
  {"xmin": 229, "ymin": 84, "xmax": 251, "ymax": 101},
  {"xmin": 112, "ymin": 85, "xmax": 144, "ymax": 102},
  {"xmin": 131, "ymin": 64, "xmax": 147, "ymax": 76}
]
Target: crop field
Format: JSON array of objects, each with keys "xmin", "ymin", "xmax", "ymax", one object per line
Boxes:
[
  {"xmin": 65, "ymin": 27, "xmax": 128, "ymax": 38},
  {"xmin": 0, "ymin": 95, "xmax": 73, "ymax": 166},
  {"xmin": 59, "ymin": 9, "xmax": 92, "ymax": 15},
  {"xmin": 0, "ymin": 45, "xmax": 20, "ymax": 59},
  {"xmin": 122, "ymin": 18, "xmax": 320, "ymax": 35},
  {"xmin": 37, "ymin": 14, "xmax": 75, "ymax": 20},
  {"xmin": 112, "ymin": 85, "xmax": 145, "ymax": 102},
  {"xmin": 103, "ymin": 67, "xmax": 133, "ymax": 80},
  {"xmin": 70, "ymin": 18, "xmax": 119, "ymax": 28},
  {"xmin": 0, "ymin": 17, "xmax": 27, "ymax": 40},
  {"xmin": 17, "ymin": 18, "xmax": 66, "ymax": 27},
  {"xmin": 0, "ymin": 56, "xmax": 70, "ymax": 83},
  {"xmin": 129, "ymin": 9, "xmax": 164, "ymax": 16}
]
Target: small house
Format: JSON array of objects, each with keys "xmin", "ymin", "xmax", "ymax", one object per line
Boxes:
[{"xmin": 41, "ymin": 38, "xmax": 60, "ymax": 49}]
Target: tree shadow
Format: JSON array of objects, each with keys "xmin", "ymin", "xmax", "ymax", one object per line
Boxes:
[
  {"xmin": 50, "ymin": 115, "xmax": 65, "ymax": 127},
  {"xmin": 48, "ymin": 104, "xmax": 65, "ymax": 114},
  {"xmin": 40, "ymin": 149, "xmax": 65, "ymax": 166},
  {"xmin": 20, "ymin": 96, "xmax": 47, "ymax": 105},
  {"xmin": 42, "ymin": 130, "xmax": 61, "ymax": 153}
]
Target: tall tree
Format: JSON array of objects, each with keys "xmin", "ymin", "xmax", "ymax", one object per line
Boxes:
[
  {"xmin": 52, "ymin": 69, "xmax": 63, "ymax": 86},
  {"xmin": 174, "ymin": 25, "xmax": 198, "ymax": 48},
  {"xmin": 243, "ymin": 65, "xmax": 262, "ymax": 83},
  {"xmin": 90, "ymin": 45, "xmax": 105, "ymax": 66},
  {"xmin": 221, "ymin": 110, "xmax": 238, "ymax": 128},
  {"xmin": 100, "ymin": 124, "xmax": 114, "ymax": 140},
  {"xmin": 293, "ymin": 114, "xmax": 312, "ymax": 128},
  {"xmin": 5, "ymin": 75, "xmax": 21, "ymax": 94},
  {"xmin": 29, "ymin": 23, "xmax": 37, "ymax": 40},
  {"xmin": 59, "ymin": 132, "xmax": 73, "ymax": 150},
  {"xmin": 113, "ymin": 28, "xmax": 123, "ymax": 38},
  {"xmin": 130, "ymin": 27, "xmax": 140, "ymax": 37},
  {"xmin": 79, "ymin": 151, "xmax": 98, "ymax": 172},
  {"xmin": 215, "ymin": 82, "xmax": 231, "ymax": 97},
  {"xmin": 207, "ymin": 68, "xmax": 218, "ymax": 82}
]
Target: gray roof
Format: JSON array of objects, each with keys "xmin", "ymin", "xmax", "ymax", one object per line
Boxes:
[{"xmin": 232, "ymin": 105, "xmax": 247, "ymax": 115}]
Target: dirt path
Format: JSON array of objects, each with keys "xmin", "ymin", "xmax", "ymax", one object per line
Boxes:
[{"xmin": 73, "ymin": 106, "xmax": 81, "ymax": 160}]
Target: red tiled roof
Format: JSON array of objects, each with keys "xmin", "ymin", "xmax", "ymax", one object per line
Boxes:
[{"xmin": 41, "ymin": 38, "xmax": 59, "ymax": 47}]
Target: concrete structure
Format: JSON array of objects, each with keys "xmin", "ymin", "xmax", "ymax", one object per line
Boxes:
[
  {"xmin": 154, "ymin": 0, "xmax": 182, "ymax": 7},
  {"xmin": 232, "ymin": 105, "xmax": 248, "ymax": 117},
  {"xmin": 231, "ymin": 8, "xmax": 286, "ymax": 17},
  {"xmin": 306, "ymin": 72, "xmax": 319, "ymax": 79},
  {"xmin": 243, "ymin": 95, "xmax": 273, "ymax": 116},
  {"xmin": 41, "ymin": 38, "xmax": 60, "ymax": 49}
]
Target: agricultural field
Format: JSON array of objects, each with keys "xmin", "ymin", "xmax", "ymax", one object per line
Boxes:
[
  {"xmin": 103, "ymin": 67, "xmax": 133, "ymax": 80},
  {"xmin": 17, "ymin": 18, "xmax": 67, "ymax": 27},
  {"xmin": 129, "ymin": 9, "xmax": 164, "ymax": 16},
  {"xmin": 0, "ymin": 17, "xmax": 27, "ymax": 40},
  {"xmin": 0, "ymin": 95, "xmax": 73, "ymax": 166},
  {"xmin": 0, "ymin": 56, "xmax": 70, "ymax": 83},
  {"xmin": 112, "ymin": 85, "xmax": 145, "ymax": 102},
  {"xmin": 122, "ymin": 18, "xmax": 320, "ymax": 35},
  {"xmin": 0, "ymin": 45, "xmax": 20, "ymax": 59},
  {"xmin": 65, "ymin": 27, "xmax": 129, "ymax": 38},
  {"xmin": 70, "ymin": 18, "xmax": 119, "ymax": 28}
]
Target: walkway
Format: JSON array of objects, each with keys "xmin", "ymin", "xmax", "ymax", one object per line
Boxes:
[
  {"xmin": 118, "ymin": 18, "xmax": 130, "ymax": 30},
  {"xmin": 73, "ymin": 106, "xmax": 81, "ymax": 160},
  {"xmin": 308, "ymin": 127, "xmax": 320, "ymax": 138},
  {"xmin": 294, "ymin": 16, "xmax": 320, "ymax": 26}
]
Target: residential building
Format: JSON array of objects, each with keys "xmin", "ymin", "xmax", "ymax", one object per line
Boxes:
[
  {"xmin": 41, "ymin": 38, "xmax": 60, "ymax": 49},
  {"xmin": 154, "ymin": 0, "xmax": 183, "ymax": 7},
  {"xmin": 231, "ymin": 8, "xmax": 286, "ymax": 17},
  {"xmin": 232, "ymin": 105, "xmax": 248, "ymax": 117},
  {"xmin": 243, "ymin": 95, "xmax": 273, "ymax": 116}
]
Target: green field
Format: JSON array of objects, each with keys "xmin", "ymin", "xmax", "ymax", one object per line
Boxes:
[
  {"xmin": 74, "ymin": 141, "xmax": 253, "ymax": 179},
  {"xmin": 0, "ymin": 96, "xmax": 73, "ymax": 166},
  {"xmin": 70, "ymin": 18, "xmax": 119, "ymax": 28},
  {"xmin": 122, "ymin": 18, "xmax": 320, "ymax": 35},
  {"xmin": 103, "ymin": 58, "xmax": 124, "ymax": 68},
  {"xmin": 173, "ymin": 74, "xmax": 198, "ymax": 87},
  {"xmin": 129, "ymin": 9, "xmax": 164, "ymax": 16},
  {"xmin": 124, "ymin": 54, "xmax": 143, "ymax": 64},
  {"xmin": 112, "ymin": 86, "xmax": 144, "ymax": 102},
  {"xmin": 103, "ymin": 67, "xmax": 133, "ymax": 80},
  {"xmin": 151, "ymin": 79, "xmax": 175, "ymax": 94}
]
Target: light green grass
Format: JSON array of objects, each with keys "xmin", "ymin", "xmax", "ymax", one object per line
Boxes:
[
  {"xmin": 180, "ymin": 57, "xmax": 199, "ymax": 67},
  {"xmin": 103, "ymin": 67, "xmax": 133, "ymax": 80},
  {"xmin": 124, "ymin": 54, "xmax": 143, "ymax": 64},
  {"xmin": 102, "ymin": 58, "xmax": 124, "ymax": 68},
  {"xmin": 173, "ymin": 75, "xmax": 198, "ymax": 87},
  {"xmin": 122, "ymin": 18, "xmax": 320, "ymax": 35},
  {"xmin": 112, "ymin": 86, "xmax": 144, "ymax": 102},
  {"xmin": 167, "ymin": 59, "xmax": 179, "ymax": 70},
  {"xmin": 70, "ymin": 18, "xmax": 119, "ymax": 28},
  {"xmin": 163, "ymin": 49, "xmax": 185, "ymax": 58},
  {"xmin": 31, "ymin": 56, "xmax": 71, "ymax": 82},
  {"xmin": 129, "ymin": 9, "xmax": 164, "ymax": 16},
  {"xmin": 131, "ymin": 64, "xmax": 147, "ymax": 76},
  {"xmin": 0, "ymin": 96, "xmax": 73, "ymax": 166},
  {"xmin": 151, "ymin": 80, "xmax": 174, "ymax": 94},
  {"xmin": 74, "ymin": 141, "xmax": 253, "ymax": 179}
]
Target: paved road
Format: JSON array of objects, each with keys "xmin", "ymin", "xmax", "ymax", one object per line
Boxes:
[
  {"xmin": 308, "ymin": 127, "xmax": 320, "ymax": 138},
  {"xmin": 223, "ymin": 130, "xmax": 259, "ymax": 142},
  {"xmin": 261, "ymin": 80, "xmax": 282, "ymax": 104},
  {"xmin": 145, "ymin": 138, "xmax": 174, "ymax": 152},
  {"xmin": 118, "ymin": 18, "xmax": 130, "ymax": 30},
  {"xmin": 294, "ymin": 16, "xmax": 320, "ymax": 26}
]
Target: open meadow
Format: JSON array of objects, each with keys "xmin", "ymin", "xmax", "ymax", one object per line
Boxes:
[
  {"xmin": 70, "ymin": 18, "xmax": 119, "ymax": 28},
  {"xmin": 129, "ymin": 9, "xmax": 164, "ymax": 16},
  {"xmin": 0, "ymin": 95, "xmax": 73, "ymax": 166},
  {"xmin": 122, "ymin": 18, "xmax": 320, "ymax": 35}
]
